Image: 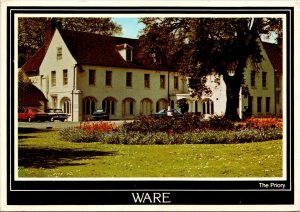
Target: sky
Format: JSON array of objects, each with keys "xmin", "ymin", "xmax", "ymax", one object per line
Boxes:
[
  {"xmin": 112, "ymin": 18, "xmax": 145, "ymax": 39},
  {"xmin": 112, "ymin": 18, "xmax": 278, "ymax": 44}
]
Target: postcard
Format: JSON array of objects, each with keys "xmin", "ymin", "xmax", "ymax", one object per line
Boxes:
[{"xmin": 0, "ymin": 1, "xmax": 299, "ymax": 211}]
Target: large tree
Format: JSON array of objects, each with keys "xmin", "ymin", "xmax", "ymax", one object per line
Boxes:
[
  {"xmin": 18, "ymin": 18, "xmax": 122, "ymax": 67},
  {"xmin": 138, "ymin": 17, "xmax": 282, "ymax": 120}
]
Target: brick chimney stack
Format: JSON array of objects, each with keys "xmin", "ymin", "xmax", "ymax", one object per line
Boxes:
[{"xmin": 44, "ymin": 18, "xmax": 56, "ymax": 44}]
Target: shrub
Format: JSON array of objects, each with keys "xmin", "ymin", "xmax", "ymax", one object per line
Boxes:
[
  {"xmin": 122, "ymin": 114, "xmax": 232, "ymax": 133},
  {"xmin": 202, "ymin": 115, "xmax": 235, "ymax": 130},
  {"xmin": 60, "ymin": 127, "xmax": 282, "ymax": 144},
  {"xmin": 59, "ymin": 127, "xmax": 101, "ymax": 143}
]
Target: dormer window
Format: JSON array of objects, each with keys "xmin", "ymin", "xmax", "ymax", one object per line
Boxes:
[
  {"xmin": 126, "ymin": 48, "xmax": 132, "ymax": 61},
  {"xmin": 117, "ymin": 43, "xmax": 133, "ymax": 62},
  {"xmin": 57, "ymin": 47, "xmax": 62, "ymax": 60}
]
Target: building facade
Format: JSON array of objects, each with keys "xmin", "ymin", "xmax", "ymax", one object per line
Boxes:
[{"xmin": 21, "ymin": 24, "xmax": 282, "ymax": 121}]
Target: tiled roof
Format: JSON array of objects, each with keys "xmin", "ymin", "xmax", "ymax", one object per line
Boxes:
[
  {"xmin": 22, "ymin": 29, "xmax": 171, "ymax": 73},
  {"xmin": 58, "ymin": 29, "xmax": 171, "ymax": 71},
  {"xmin": 262, "ymin": 41, "xmax": 282, "ymax": 73},
  {"xmin": 18, "ymin": 83, "xmax": 47, "ymax": 106},
  {"xmin": 21, "ymin": 45, "xmax": 46, "ymax": 73},
  {"xmin": 21, "ymin": 39, "xmax": 52, "ymax": 74}
]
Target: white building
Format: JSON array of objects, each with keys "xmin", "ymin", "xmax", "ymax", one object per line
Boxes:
[{"xmin": 21, "ymin": 22, "xmax": 282, "ymax": 121}]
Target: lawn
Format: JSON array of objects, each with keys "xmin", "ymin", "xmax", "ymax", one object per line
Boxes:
[{"xmin": 18, "ymin": 128, "xmax": 283, "ymax": 177}]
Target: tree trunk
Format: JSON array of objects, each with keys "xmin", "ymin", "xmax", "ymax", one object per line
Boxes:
[{"xmin": 224, "ymin": 76, "xmax": 242, "ymax": 121}]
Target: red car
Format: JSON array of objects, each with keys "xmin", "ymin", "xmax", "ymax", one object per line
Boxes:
[{"xmin": 18, "ymin": 107, "xmax": 49, "ymax": 122}]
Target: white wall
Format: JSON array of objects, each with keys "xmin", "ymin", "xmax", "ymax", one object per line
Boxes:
[
  {"xmin": 37, "ymin": 29, "xmax": 77, "ymax": 121},
  {"xmin": 77, "ymin": 65, "xmax": 185, "ymax": 120}
]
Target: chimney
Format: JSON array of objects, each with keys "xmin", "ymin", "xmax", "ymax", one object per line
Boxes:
[{"xmin": 44, "ymin": 18, "xmax": 56, "ymax": 44}]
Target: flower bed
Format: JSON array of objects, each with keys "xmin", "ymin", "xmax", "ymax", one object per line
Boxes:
[
  {"xmin": 59, "ymin": 127, "xmax": 282, "ymax": 144},
  {"xmin": 59, "ymin": 116, "xmax": 283, "ymax": 144},
  {"xmin": 243, "ymin": 117, "xmax": 283, "ymax": 129}
]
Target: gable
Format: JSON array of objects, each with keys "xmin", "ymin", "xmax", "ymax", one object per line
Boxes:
[{"xmin": 39, "ymin": 29, "xmax": 77, "ymax": 74}]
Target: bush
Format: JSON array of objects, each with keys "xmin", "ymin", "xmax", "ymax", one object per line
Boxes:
[
  {"xmin": 122, "ymin": 114, "xmax": 233, "ymax": 133},
  {"xmin": 59, "ymin": 127, "xmax": 282, "ymax": 144},
  {"xmin": 59, "ymin": 127, "xmax": 101, "ymax": 143},
  {"xmin": 201, "ymin": 115, "xmax": 235, "ymax": 130}
]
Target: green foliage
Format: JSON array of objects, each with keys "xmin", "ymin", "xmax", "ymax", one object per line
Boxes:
[
  {"xmin": 59, "ymin": 127, "xmax": 101, "ymax": 143},
  {"xmin": 122, "ymin": 114, "xmax": 202, "ymax": 133},
  {"xmin": 60, "ymin": 127, "xmax": 282, "ymax": 145},
  {"xmin": 59, "ymin": 115, "xmax": 282, "ymax": 144},
  {"xmin": 201, "ymin": 115, "xmax": 234, "ymax": 130},
  {"xmin": 122, "ymin": 114, "xmax": 235, "ymax": 133},
  {"xmin": 138, "ymin": 17, "xmax": 282, "ymax": 120}
]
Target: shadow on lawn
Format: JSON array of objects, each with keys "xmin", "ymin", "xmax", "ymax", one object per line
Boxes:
[
  {"xmin": 18, "ymin": 128, "xmax": 55, "ymax": 142},
  {"xmin": 18, "ymin": 147, "xmax": 117, "ymax": 169},
  {"xmin": 18, "ymin": 127, "xmax": 53, "ymax": 134}
]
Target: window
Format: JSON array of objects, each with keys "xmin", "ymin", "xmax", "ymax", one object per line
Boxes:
[
  {"xmin": 51, "ymin": 71, "xmax": 56, "ymax": 86},
  {"xmin": 160, "ymin": 75, "xmax": 165, "ymax": 89},
  {"xmin": 57, "ymin": 47, "xmax": 62, "ymax": 60},
  {"xmin": 82, "ymin": 97, "xmax": 97, "ymax": 115},
  {"xmin": 262, "ymin": 72, "xmax": 267, "ymax": 88},
  {"xmin": 257, "ymin": 97, "xmax": 262, "ymax": 113},
  {"xmin": 51, "ymin": 96, "xmax": 57, "ymax": 108},
  {"xmin": 106, "ymin": 71, "xmax": 112, "ymax": 86},
  {"xmin": 174, "ymin": 76, "xmax": 179, "ymax": 89},
  {"xmin": 266, "ymin": 97, "xmax": 270, "ymax": 113},
  {"xmin": 140, "ymin": 98, "xmax": 152, "ymax": 115},
  {"xmin": 126, "ymin": 48, "xmax": 132, "ymax": 61},
  {"xmin": 123, "ymin": 98, "xmax": 135, "ymax": 116},
  {"xmin": 251, "ymin": 71, "xmax": 256, "ymax": 87},
  {"xmin": 89, "ymin": 70, "xmax": 95, "ymax": 85},
  {"xmin": 144, "ymin": 74, "xmax": 150, "ymax": 88},
  {"xmin": 102, "ymin": 97, "xmax": 116, "ymax": 115},
  {"xmin": 202, "ymin": 100, "xmax": 214, "ymax": 114},
  {"xmin": 156, "ymin": 99, "xmax": 168, "ymax": 112},
  {"xmin": 61, "ymin": 97, "xmax": 71, "ymax": 114},
  {"xmin": 126, "ymin": 72, "xmax": 132, "ymax": 87},
  {"xmin": 130, "ymin": 101, "xmax": 134, "ymax": 115},
  {"xmin": 63, "ymin": 69, "xmax": 68, "ymax": 85}
]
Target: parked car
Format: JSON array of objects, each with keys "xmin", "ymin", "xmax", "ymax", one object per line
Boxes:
[
  {"xmin": 152, "ymin": 109, "xmax": 182, "ymax": 118},
  {"xmin": 92, "ymin": 109, "xmax": 109, "ymax": 121},
  {"xmin": 47, "ymin": 108, "xmax": 68, "ymax": 122},
  {"xmin": 18, "ymin": 106, "xmax": 49, "ymax": 122}
]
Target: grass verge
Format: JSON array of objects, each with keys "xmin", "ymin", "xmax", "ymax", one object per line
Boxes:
[{"xmin": 18, "ymin": 128, "xmax": 283, "ymax": 177}]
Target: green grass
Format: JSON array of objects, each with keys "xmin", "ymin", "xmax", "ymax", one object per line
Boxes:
[{"xmin": 18, "ymin": 128, "xmax": 283, "ymax": 177}]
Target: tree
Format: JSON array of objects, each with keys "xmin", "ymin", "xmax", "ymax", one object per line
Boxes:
[
  {"xmin": 18, "ymin": 18, "xmax": 122, "ymax": 67},
  {"xmin": 138, "ymin": 17, "xmax": 282, "ymax": 120}
]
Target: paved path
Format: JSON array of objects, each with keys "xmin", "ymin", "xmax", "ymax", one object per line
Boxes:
[{"xmin": 18, "ymin": 120, "xmax": 132, "ymax": 129}]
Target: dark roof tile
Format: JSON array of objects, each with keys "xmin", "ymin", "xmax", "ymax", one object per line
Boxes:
[
  {"xmin": 18, "ymin": 83, "xmax": 47, "ymax": 106},
  {"xmin": 262, "ymin": 41, "xmax": 282, "ymax": 73},
  {"xmin": 58, "ymin": 29, "xmax": 170, "ymax": 71},
  {"xmin": 21, "ymin": 38, "xmax": 52, "ymax": 73}
]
